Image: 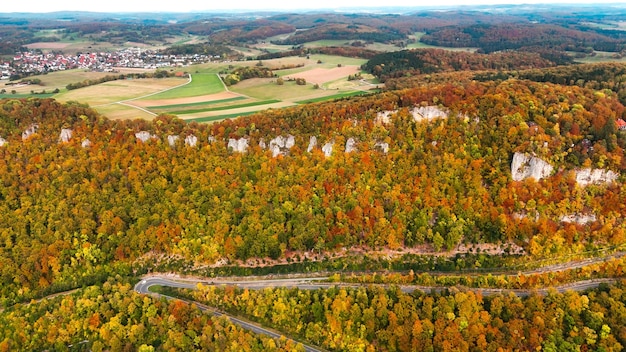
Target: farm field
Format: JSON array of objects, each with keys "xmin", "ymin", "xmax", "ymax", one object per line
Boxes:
[
  {"xmin": 55, "ymin": 77, "xmax": 187, "ymax": 106},
  {"xmin": 94, "ymin": 103, "xmax": 156, "ymax": 120},
  {"xmin": 141, "ymin": 73, "xmax": 224, "ymax": 100},
  {"xmin": 1, "ymin": 67, "xmax": 156, "ymax": 96},
  {"xmin": 112, "ymin": 55, "xmax": 371, "ymax": 120},
  {"xmin": 3, "ymin": 53, "xmax": 372, "ymax": 121}
]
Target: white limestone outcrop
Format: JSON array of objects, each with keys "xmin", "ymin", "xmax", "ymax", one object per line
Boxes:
[
  {"xmin": 59, "ymin": 129, "xmax": 72, "ymax": 143},
  {"xmin": 560, "ymin": 214, "xmax": 597, "ymax": 225},
  {"xmin": 322, "ymin": 141, "xmax": 334, "ymax": 157},
  {"xmin": 259, "ymin": 138, "xmax": 266, "ymax": 149},
  {"xmin": 228, "ymin": 138, "xmax": 249, "ymax": 153},
  {"xmin": 511, "ymin": 152, "xmax": 553, "ymax": 181},
  {"xmin": 307, "ymin": 136, "xmax": 317, "ymax": 153},
  {"xmin": 412, "ymin": 106, "xmax": 449, "ymax": 121},
  {"xmin": 375, "ymin": 110, "xmax": 393, "ymax": 125},
  {"xmin": 185, "ymin": 134, "xmax": 198, "ymax": 147},
  {"xmin": 208, "ymin": 136, "xmax": 216, "ymax": 144},
  {"xmin": 81, "ymin": 139, "xmax": 92, "ymax": 148},
  {"xmin": 575, "ymin": 168, "xmax": 618, "ymax": 187},
  {"xmin": 374, "ymin": 141, "xmax": 389, "ymax": 154},
  {"xmin": 0, "ymin": 137, "xmax": 6, "ymax": 147},
  {"xmin": 285, "ymin": 135, "xmax": 295, "ymax": 149},
  {"xmin": 167, "ymin": 135, "xmax": 179, "ymax": 147},
  {"xmin": 135, "ymin": 131, "xmax": 156, "ymax": 143},
  {"xmin": 345, "ymin": 138, "xmax": 357, "ymax": 153},
  {"xmin": 269, "ymin": 135, "xmax": 295, "ymax": 157},
  {"xmin": 22, "ymin": 124, "xmax": 39, "ymax": 140}
]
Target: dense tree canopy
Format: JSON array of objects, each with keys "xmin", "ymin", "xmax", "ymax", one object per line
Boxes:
[{"xmin": 1, "ymin": 78, "xmax": 625, "ymax": 303}]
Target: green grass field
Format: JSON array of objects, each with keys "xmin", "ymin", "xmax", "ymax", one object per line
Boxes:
[
  {"xmin": 185, "ymin": 111, "xmax": 259, "ymax": 123},
  {"xmin": 295, "ymin": 91, "xmax": 368, "ymax": 104},
  {"xmin": 143, "ymin": 73, "xmax": 224, "ymax": 100},
  {"xmin": 148, "ymin": 96, "xmax": 247, "ymax": 109},
  {"xmin": 170, "ymin": 99, "xmax": 280, "ymax": 114},
  {"xmin": 0, "ymin": 93, "xmax": 55, "ymax": 99}
]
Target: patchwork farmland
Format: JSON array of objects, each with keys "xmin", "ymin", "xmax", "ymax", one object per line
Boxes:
[{"xmin": 49, "ymin": 54, "xmax": 376, "ymax": 121}]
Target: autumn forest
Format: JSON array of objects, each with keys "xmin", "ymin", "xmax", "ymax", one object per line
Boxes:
[{"xmin": 1, "ymin": 4, "xmax": 626, "ymax": 352}]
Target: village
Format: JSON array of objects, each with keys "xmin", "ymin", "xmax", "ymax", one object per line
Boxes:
[{"xmin": 0, "ymin": 47, "xmax": 218, "ymax": 80}]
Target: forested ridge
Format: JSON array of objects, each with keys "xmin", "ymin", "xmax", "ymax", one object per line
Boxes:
[
  {"xmin": 1, "ymin": 76, "xmax": 626, "ymax": 306},
  {"xmin": 362, "ymin": 49, "xmax": 565, "ymax": 82},
  {"xmin": 4, "ymin": 6, "xmax": 626, "ymax": 351}
]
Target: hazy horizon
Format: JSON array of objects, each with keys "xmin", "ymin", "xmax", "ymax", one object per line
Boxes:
[{"xmin": 2, "ymin": 0, "xmax": 626, "ymax": 13}]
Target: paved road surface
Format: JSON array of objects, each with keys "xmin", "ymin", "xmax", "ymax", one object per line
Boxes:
[
  {"xmin": 134, "ymin": 274, "xmax": 618, "ymax": 351},
  {"xmin": 135, "ymin": 277, "xmax": 324, "ymax": 352}
]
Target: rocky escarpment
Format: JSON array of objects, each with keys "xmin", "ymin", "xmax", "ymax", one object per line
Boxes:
[
  {"xmin": 374, "ymin": 141, "xmax": 389, "ymax": 154},
  {"xmin": 59, "ymin": 129, "xmax": 72, "ymax": 143},
  {"xmin": 376, "ymin": 105, "xmax": 451, "ymax": 125},
  {"xmin": 575, "ymin": 168, "xmax": 618, "ymax": 187},
  {"xmin": 22, "ymin": 124, "xmax": 38, "ymax": 140},
  {"xmin": 345, "ymin": 138, "xmax": 358, "ymax": 153},
  {"xmin": 167, "ymin": 135, "xmax": 180, "ymax": 147},
  {"xmin": 307, "ymin": 136, "xmax": 317, "ymax": 153},
  {"xmin": 560, "ymin": 213, "xmax": 597, "ymax": 225},
  {"xmin": 511, "ymin": 152, "xmax": 618, "ymax": 187},
  {"xmin": 269, "ymin": 135, "xmax": 295, "ymax": 157},
  {"xmin": 511, "ymin": 152, "xmax": 554, "ymax": 181},
  {"xmin": 135, "ymin": 131, "xmax": 156, "ymax": 142},
  {"xmin": 322, "ymin": 141, "xmax": 334, "ymax": 157},
  {"xmin": 185, "ymin": 134, "xmax": 198, "ymax": 147},
  {"xmin": 228, "ymin": 138, "xmax": 249, "ymax": 153}
]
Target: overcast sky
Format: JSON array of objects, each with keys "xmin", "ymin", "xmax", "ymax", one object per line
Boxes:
[{"xmin": 2, "ymin": 0, "xmax": 625, "ymax": 13}]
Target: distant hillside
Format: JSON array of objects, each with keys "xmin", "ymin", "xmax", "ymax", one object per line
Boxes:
[{"xmin": 362, "ymin": 48, "xmax": 565, "ymax": 82}]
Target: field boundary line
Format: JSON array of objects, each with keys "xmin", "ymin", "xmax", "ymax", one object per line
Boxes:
[
  {"xmin": 117, "ymin": 101, "xmax": 157, "ymax": 116},
  {"xmin": 93, "ymin": 73, "xmax": 193, "ymax": 108}
]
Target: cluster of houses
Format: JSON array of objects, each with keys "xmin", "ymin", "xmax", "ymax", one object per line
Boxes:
[
  {"xmin": 1, "ymin": 62, "xmax": 10, "ymax": 80},
  {"xmin": 4, "ymin": 47, "xmax": 220, "ymax": 78}
]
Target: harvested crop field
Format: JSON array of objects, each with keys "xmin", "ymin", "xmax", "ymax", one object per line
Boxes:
[
  {"xmin": 130, "ymin": 92, "xmax": 243, "ymax": 108},
  {"xmin": 285, "ymin": 65, "xmax": 360, "ymax": 85}
]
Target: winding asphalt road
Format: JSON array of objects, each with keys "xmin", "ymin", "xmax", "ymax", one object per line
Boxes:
[
  {"xmin": 135, "ymin": 277, "xmax": 324, "ymax": 352},
  {"xmin": 134, "ymin": 274, "xmax": 619, "ymax": 351}
]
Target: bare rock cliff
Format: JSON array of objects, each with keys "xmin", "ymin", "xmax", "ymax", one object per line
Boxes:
[
  {"xmin": 575, "ymin": 168, "xmax": 618, "ymax": 187},
  {"xmin": 511, "ymin": 152, "xmax": 553, "ymax": 181}
]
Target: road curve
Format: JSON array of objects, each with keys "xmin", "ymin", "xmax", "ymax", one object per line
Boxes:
[
  {"xmin": 135, "ymin": 277, "xmax": 324, "ymax": 352},
  {"xmin": 134, "ymin": 275, "xmax": 619, "ymax": 351}
]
